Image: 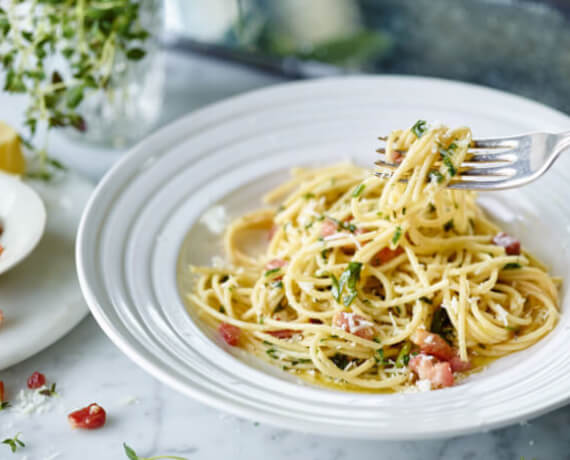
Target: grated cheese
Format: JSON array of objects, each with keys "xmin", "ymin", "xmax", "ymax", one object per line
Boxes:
[
  {"xmin": 200, "ymin": 205, "xmax": 228, "ymax": 234},
  {"xmin": 416, "ymin": 379, "xmax": 432, "ymax": 392},
  {"xmin": 13, "ymin": 387, "xmax": 53, "ymax": 415}
]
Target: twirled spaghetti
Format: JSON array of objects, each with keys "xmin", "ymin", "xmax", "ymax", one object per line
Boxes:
[{"xmin": 187, "ymin": 121, "xmax": 560, "ymax": 392}]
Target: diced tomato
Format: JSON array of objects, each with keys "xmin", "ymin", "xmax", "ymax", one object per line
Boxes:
[
  {"xmin": 449, "ymin": 355, "xmax": 471, "ymax": 372},
  {"xmin": 267, "ymin": 226, "xmax": 277, "ymax": 241},
  {"xmin": 219, "ymin": 322, "xmax": 241, "ymax": 346},
  {"xmin": 265, "ymin": 258, "xmax": 287, "ymax": 270},
  {"xmin": 309, "ymin": 318, "xmax": 323, "ymax": 324},
  {"xmin": 27, "ymin": 371, "xmax": 46, "ymax": 389},
  {"xmin": 492, "ymin": 232, "xmax": 521, "ymax": 255},
  {"xmin": 68, "ymin": 403, "xmax": 107, "ymax": 430},
  {"xmin": 333, "ymin": 312, "xmax": 376, "ymax": 340},
  {"xmin": 371, "ymin": 246, "xmax": 404, "ymax": 266},
  {"xmin": 266, "ymin": 329, "xmax": 299, "ymax": 339},
  {"xmin": 321, "ymin": 219, "xmax": 338, "ymax": 237},
  {"xmin": 411, "ymin": 330, "xmax": 455, "ymax": 361},
  {"xmin": 0, "ymin": 381, "xmax": 4, "ymax": 402},
  {"xmin": 408, "ymin": 354, "xmax": 454, "ymax": 388}
]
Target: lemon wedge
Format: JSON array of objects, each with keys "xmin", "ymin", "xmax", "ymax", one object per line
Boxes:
[{"xmin": 0, "ymin": 121, "xmax": 26, "ymax": 175}]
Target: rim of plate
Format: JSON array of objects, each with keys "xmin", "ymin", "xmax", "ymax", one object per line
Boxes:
[{"xmin": 76, "ymin": 75, "xmax": 570, "ymax": 440}]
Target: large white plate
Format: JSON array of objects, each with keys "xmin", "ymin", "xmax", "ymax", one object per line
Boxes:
[{"xmin": 76, "ymin": 76, "xmax": 570, "ymax": 439}]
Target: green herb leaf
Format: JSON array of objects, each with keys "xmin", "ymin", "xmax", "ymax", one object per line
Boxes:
[
  {"xmin": 442, "ymin": 155, "xmax": 457, "ymax": 177},
  {"xmin": 126, "ymin": 48, "xmax": 146, "ymax": 60},
  {"xmin": 123, "ymin": 443, "xmax": 139, "ymax": 460},
  {"xmin": 264, "ymin": 268, "xmax": 281, "ymax": 277},
  {"xmin": 66, "ymin": 85, "xmax": 84, "ymax": 109},
  {"xmin": 503, "ymin": 263, "xmax": 522, "ymax": 270},
  {"xmin": 428, "ymin": 169, "xmax": 444, "ymax": 184},
  {"xmin": 352, "ymin": 184, "xmax": 365, "ymax": 198},
  {"xmin": 0, "ymin": 401, "xmax": 10, "ymax": 410},
  {"xmin": 302, "ymin": 193, "xmax": 315, "ymax": 199},
  {"xmin": 345, "ymin": 262, "xmax": 362, "ymax": 291},
  {"xmin": 330, "ymin": 353, "xmax": 349, "ymax": 370},
  {"xmin": 2, "ymin": 433, "xmax": 24, "ymax": 453},
  {"xmin": 392, "ymin": 226, "xmax": 403, "ymax": 245},
  {"xmin": 342, "ymin": 291, "xmax": 358, "ymax": 307},
  {"xmin": 412, "ymin": 120, "xmax": 427, "ymax": 138},
  {"xmin": 395, "ymin": 342, "xmax": 411, "ymax": 368}
]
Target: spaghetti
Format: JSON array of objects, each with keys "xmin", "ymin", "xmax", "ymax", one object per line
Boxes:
[{"xmin": 187, "ymin": 121, "xmax": 560, "ymax": 392}]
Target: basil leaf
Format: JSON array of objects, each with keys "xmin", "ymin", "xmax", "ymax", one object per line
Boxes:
[{"xmin": 352, "ymin": 184, "xmax": 365, "ymax": 198}]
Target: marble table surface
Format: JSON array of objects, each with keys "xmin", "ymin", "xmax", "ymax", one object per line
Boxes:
[{"xmin": 1, "ymin": 50, "xmax": 567, "ymax": 460}]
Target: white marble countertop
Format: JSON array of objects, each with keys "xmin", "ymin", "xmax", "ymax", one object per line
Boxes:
[{"xmin": 1, "ymin": 50, "xmax": 566, "ymax": 460}]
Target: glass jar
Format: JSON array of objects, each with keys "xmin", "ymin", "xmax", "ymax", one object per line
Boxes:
[{"xmin": 64, "ymin": 0, "xmax": 165, "ymax": 149}]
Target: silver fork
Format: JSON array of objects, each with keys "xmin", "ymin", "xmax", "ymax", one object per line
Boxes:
[{"xmin": 374, "ymin": 131, "xmax": 570, "ymax": 190}]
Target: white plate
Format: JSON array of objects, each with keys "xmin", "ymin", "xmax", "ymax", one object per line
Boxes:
[
  {"xmin": 76, "ymin": 76, "xmax": 570, "ymax": 439},
  {"xmin": 0, "ymin": 172, "xmax": 93, "ymax": 369},
  {"xmin": 0, "ymin": 172, "xmax": 46, "ymax": 275}
]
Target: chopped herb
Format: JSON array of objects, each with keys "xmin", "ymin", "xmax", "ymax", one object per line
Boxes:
[
  {"xmin": 503, "ymin": 263, "xmax": 522, "ymax": 270},
  {"xmin": 375, "ymin": 348, "xmax": 388, "ymax": 365},
  {"xmin": 342, "ymin": 291, "xmax": 358, "ymax": 306},
  {"xmin": 0, "ymin": 401, "xmax": 10, "ymax": 411},
  {"xmin": 412, "ymin": 120, "xmax": 427, "ymax": 138},
  {"xmin": 330, "ymin": 353, "xmax": 350, "ymax": 370},
  {"xmin": 376, "ymin": 211, "xmax": 383, "ymax": 218},
  {"xmin": 419, "ymin": 296, "xmax": 433, "ymax": 304},
  {"xmin": 291, "ymin": 358, "xmax": 312, "ymax": 365},
  {"xmin": 373, "ymin": 337, "xmax": 381, "ymax": 343},
  {"xmin": 219, "ymin": 306, "xmax": 226, "ymax": 313},
  {"xmin": 262, "ymin": 340, "xmax": 272, "ymax": 345},
  {"xmin": 318, "ymin": 236, "xmax": 324, "ymax": 242},
  {"xmin": 266, "ymin": 348, "xmax": 278, "ymax": 359},
  {"xmin": 38, "ymin": 383, "xmax": 57, "ymax": 397},
  {"xmin": 321, "ymin": 248, "xmax": 332, "ymax": 261},
  {"xmin": 402, "ymin": 207, "xmax": 406, "ymax": 215},
  {"xmin": 316, "ymin": 215, "xmax": 325, "ymax": 221},
  {"xmin": 442, "ymin": 155, "xmax": 456, "ymax": 177},
  {"xmin": 271, "ymin": 280, "xmax": 284, "ymax": 289},
  {"xmin": 430, "ymin": 308, "xmax": 454, "ymax": 345},
  {"xmin": 259, "ymin": 316, "xmax": 264, "ymax": 325},
  {"xmin": 352, "ymin": 184, "xmax": 366, "ymax": 198},
  {"xmin": 264, "ymin": 268, "xmax": 281, "ymax": 277},
  {"xmin": 123, "ymin": 442, "xmax": 188, "ymax": 460},
  {"xmin": 448, "ymin": 142, "xmax": 458, "ymax": 151},
  {"xmin": 345, "ymin": 262, "xmax": 362, "ymax": 291},
  {"xmin": 303, "ymin": 193, "xmax": 315, "ymax": 200},
  {"xmin": 2, "ymin": 434, "xmax": 24, "ymax": 453},
  {"xmin": 395, "ymin": 343, "xmax": 411, "ymax": 368},
  {"xmin": 277, "ymin": 205, "xmax": 285, "ymax": 213},
  {"xmin": 505, "ymin": 326, "xmax": 520, "ymax": 332},
  {"xmin": 428, "ymin": 169, "xmax": 444, "ymax": 184},
  {"xmin": 304, "ymin": 221, "xmax": 314, "ymax": 230},
  {"xmin": 392, "ymin": 226, "xmax": 403, "ymax": 245},
  {"xmin": 443, "ymin": 219, "xmax": 454, "ymax": 232}
]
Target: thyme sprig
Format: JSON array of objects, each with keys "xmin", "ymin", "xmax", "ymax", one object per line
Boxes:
[{"xmin": 0, "ymin": 0, "xmax": 150, "ymax": 176}]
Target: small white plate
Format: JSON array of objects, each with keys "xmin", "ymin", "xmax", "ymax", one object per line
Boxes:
[
  {"xmin": 0, "ymin": 172, "xmax": 93, "ymax": 369},
  {"xmin": 77, "ymin": 76, "xmax": 570, "ymax": 439},
  {"xmin": 0, "ymin": 172, "xmax": 46, "ymax": 275}
]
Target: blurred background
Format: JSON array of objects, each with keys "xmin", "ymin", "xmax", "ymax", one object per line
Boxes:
[{"xmin": 164, "ymin": 0, "xmax": 570, "ymax": 113}]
